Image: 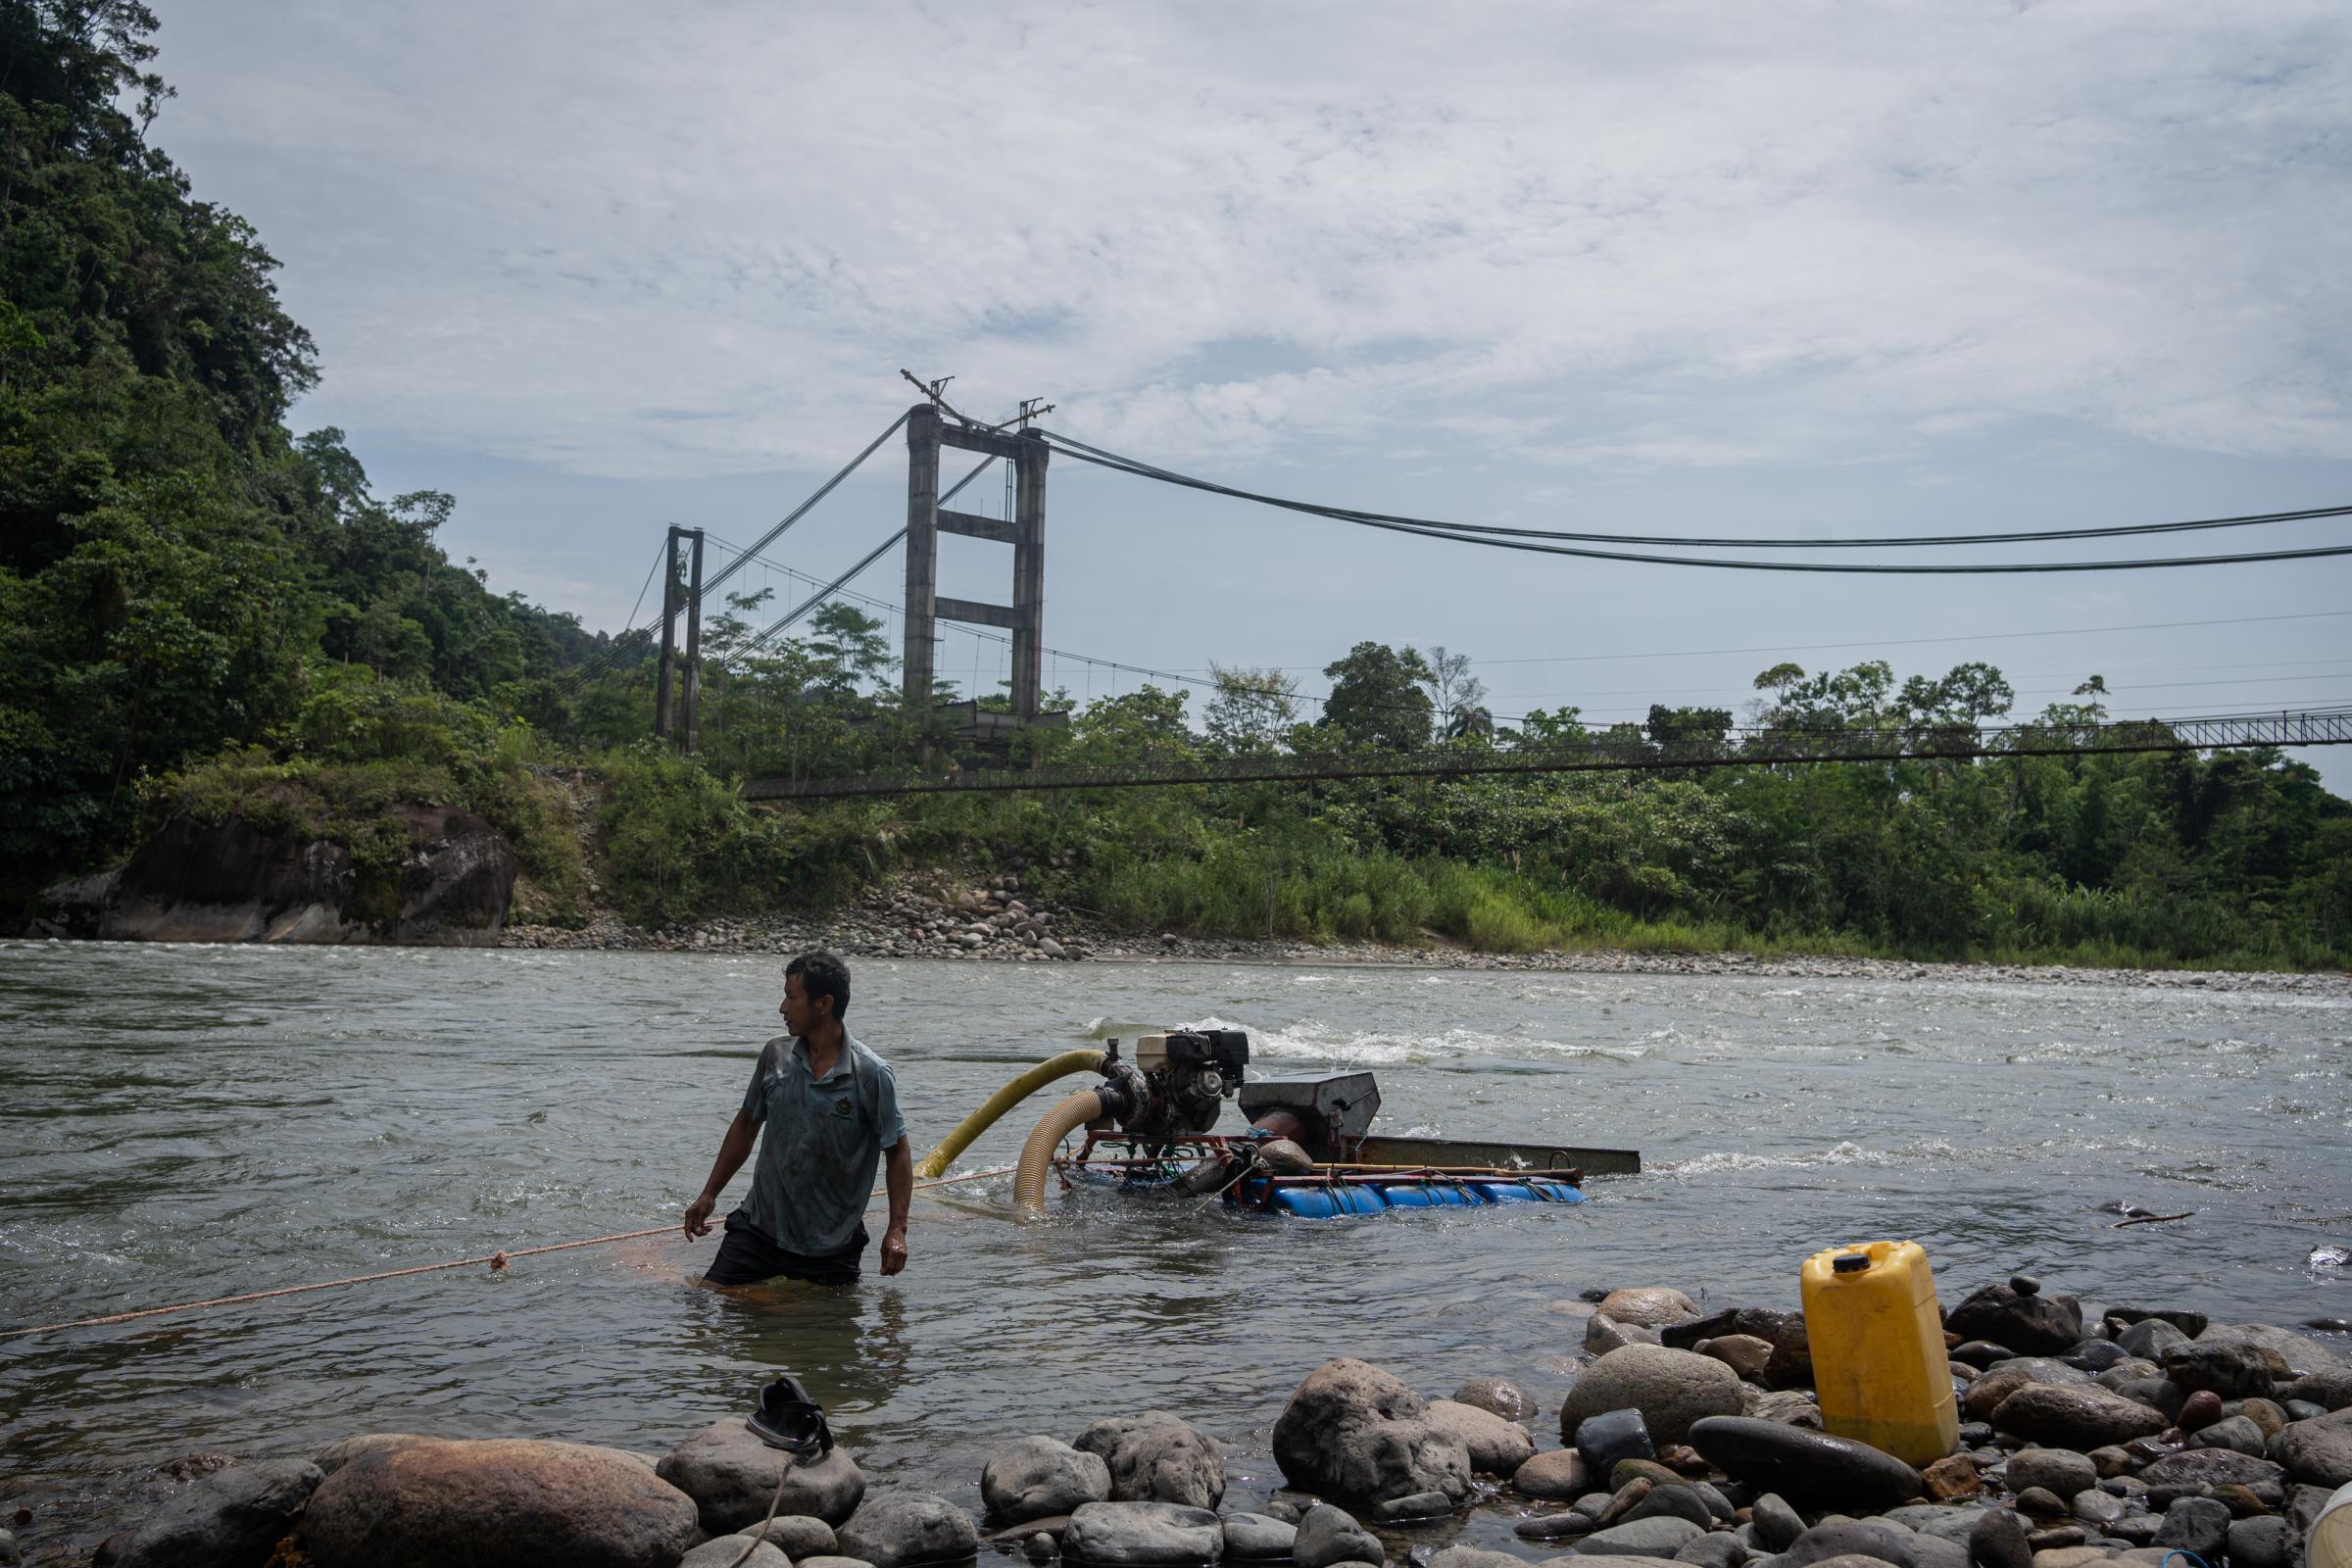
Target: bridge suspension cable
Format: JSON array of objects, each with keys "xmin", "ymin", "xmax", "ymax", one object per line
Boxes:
[
  {"xmin": 698, "ymin": 411, "xmax": 911, "ymax": 601},
  {"xmin": 1040, "ymin": 430, "xmax": 2352, "ymax": 573},
  {"xmin": 719, "ymin": 453, "xmax": 1001, "ymax": 666}
]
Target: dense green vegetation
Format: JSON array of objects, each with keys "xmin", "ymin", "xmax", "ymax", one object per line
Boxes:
[
  {"xmin": 0, "ymin": 1, "xmax": 601, "ymax": 907},
  {"xmin": 5, "ymin": 3, "xmax": 2346, "ymax": 968}
]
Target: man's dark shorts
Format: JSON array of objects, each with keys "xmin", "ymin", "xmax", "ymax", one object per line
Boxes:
[{"xmin": 705, "ymin": 1207, "xmax": 867, "ymax": 1287}]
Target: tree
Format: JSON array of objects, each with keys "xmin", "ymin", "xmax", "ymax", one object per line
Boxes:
[
  {"xmin": 1203, "ymin": 663, "xmax": 1299, "ymax": 754},
  {"xmin": 0, "ymin": 5, "xmax": 597, "ymax": 895},
  {"xmin": 1646, "ymin": 705, "xmax": 1732, "ymax": 750},
  {"xmin": 1897, "ymin": 662, "xmax": 2015, "ymax": 727},
  {"xmin": 1320, "ymin": 641, "xmax": 1434, "ymax": 751},
  {"xmin": 1520, "ymin": 706, "xmax": 1587, "ymax": 745},
  {"xmin": 699, "ymin": 586, "xmax": 773, "ymax": 662},
  {"xmin": 805, "ymin": 602, "xmax": 892, "ymax": 697},
  {"xmin": 1750, "ymin": 661, "xmax": 1896, "ymax": 732},
  {"xmin": 1069, "ymin": 685, "xmax": 1193, "ymax": 764},
  {"xmin": 1422, "ymin": 645, "xmax": 1490, "ymax": 740}
]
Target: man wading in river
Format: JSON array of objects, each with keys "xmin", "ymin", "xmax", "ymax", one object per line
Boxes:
[{"xmin": 683, "ymin": 952, "xmax": 912, "ymax": 1285}]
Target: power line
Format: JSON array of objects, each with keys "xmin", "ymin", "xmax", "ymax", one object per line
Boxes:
[
  {"xmin": 1042, "ymin": 429, "xmax": 2352, "ymax": 573},
  {"xmin": 1161, "ymin": 609, "xmax": 2352, "ymax": 673},
  {"xmin": 1489, "ymin": 657, "xmax": 2352, "ymax": 700},
  {"xmin": 1487, "ymin": 609, "xmax": 2352, "ymax": 664},
  {"xmin": 1478, "ymin": 667, "xmax": 2352, "ymax": 707}
]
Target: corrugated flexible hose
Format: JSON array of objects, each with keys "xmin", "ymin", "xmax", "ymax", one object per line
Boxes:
[
  {"xmin": 913, "ymin": 1049, "xmax": 1108, "ymax": 1179},
  {"xmin": 1011, "ymin": 1090, "xmax": 1107, "ymax": 1218}
]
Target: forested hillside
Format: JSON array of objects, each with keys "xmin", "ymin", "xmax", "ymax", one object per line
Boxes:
[
  {"xmin": 5, "ymin": 2, "xmax": 2346, "ymax": 967},
  {"xmin": 0, "ymin": 1, "xmax": 602, "ymax": 906}
]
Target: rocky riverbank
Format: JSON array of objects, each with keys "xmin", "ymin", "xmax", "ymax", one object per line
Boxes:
[
  {"xmin": 50, "ymin": 1271, "xmax": 2352, "ymax": 1568},
  {"xmin": 501, "ymin": 871, "xmax": 2352, "ymax": 998}
]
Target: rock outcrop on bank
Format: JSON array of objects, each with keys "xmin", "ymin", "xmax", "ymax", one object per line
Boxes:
[
  {"xmin": 34, "ymin": 807, "xmax": 515, "ymax": 945},
  {"xmin": 71, "ymin": 1269, "xmax": 2352, "ymax": 1568}
]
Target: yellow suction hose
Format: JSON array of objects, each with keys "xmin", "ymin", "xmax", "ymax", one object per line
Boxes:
[
  {"xmin": 1012, "ymin": 1090, "xmax": 1107, "ymax": 1217},
  {"xmin": 913, "ymin": 1049, "xmax": 1107, "ymax": 1179}
]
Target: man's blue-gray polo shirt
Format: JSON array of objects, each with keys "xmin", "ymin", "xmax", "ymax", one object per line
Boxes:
[{"xmin": 739, "ymin": 1032, "xmax": 907, "ymax": 1256}]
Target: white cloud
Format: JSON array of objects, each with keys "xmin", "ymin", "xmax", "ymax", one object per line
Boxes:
[{"xmin": 160, "ymin": 0, "xmax": 2352, "ymax": 477}]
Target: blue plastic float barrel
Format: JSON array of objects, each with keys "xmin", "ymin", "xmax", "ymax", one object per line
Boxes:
[
  {"xmin": 1478, "ymin": 1179, "xmax": 1583, "ymax": 1205},
  {"xmin": 1268, "ymin": 1185, "xmax": 1390, "ymax": 1218},
  {"xmin": 1243, "ymin": 1175, "xmax": 1585, "ymax": 1216}
]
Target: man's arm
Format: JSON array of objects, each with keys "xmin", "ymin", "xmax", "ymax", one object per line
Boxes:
[
  {"xmin": 684, "ymin": 1109, "xmax": 758, "ymax": 1240},
  {"xmin": 880, "ymin": 1136, "xmax": 912, "ymax": 1275}
]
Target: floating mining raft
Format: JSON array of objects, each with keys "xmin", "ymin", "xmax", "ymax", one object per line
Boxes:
[{"xmin": 972, "ymin": 1028, "xmax": 1641, "ymax": 1218}]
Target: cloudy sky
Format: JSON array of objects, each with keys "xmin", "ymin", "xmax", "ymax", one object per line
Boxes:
[{"xmin": 156, "ymin": 2, "xmax": 2352, "ymax": 780}]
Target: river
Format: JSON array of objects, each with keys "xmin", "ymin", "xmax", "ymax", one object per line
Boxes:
[{"xmin": 2, "ymin": 942, "xmax": 2346, "ymax": 1558}]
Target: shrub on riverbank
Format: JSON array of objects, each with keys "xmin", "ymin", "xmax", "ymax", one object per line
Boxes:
[{"xmin": 571, "ymin": 767, "xmax": 2342, "ymax": 969}]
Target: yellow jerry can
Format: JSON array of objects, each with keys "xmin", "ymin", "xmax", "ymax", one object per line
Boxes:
[{"xmin": 1800, "ymin": 1239, "xmax": 1959, "ymax": 1466}]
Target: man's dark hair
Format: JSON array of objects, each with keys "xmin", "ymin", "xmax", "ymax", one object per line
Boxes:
[{"xmin": 787, "ymin": 951, "xmax": 851, "ymax": 1022}]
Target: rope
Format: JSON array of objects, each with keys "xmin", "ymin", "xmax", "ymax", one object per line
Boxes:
[{"xmin": 0, "ymin": 1165, "xmax": 1015, "ymax": 1343}]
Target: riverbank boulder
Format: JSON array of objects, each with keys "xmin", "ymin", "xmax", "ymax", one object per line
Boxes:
[
  {"xmin": 1560, "ymin": 1347, "xmax": 1745, "ymax": 1446},
  {"xmin": 1943, "ymin": 1282, "xmax": 2082, "ymax": 1357},
  {"xmin": 2198, "ymin": 1322, "xmax": 2346, "ymax": 1375},
  {"xmin": 1450, "ymin": 1376, "xmax": 1534, "ymax": 1420},
  {"xmin": 1424, "ymin": 1398, "xmax": 1535, "ymax": 1475},
  {"xmin": 2005, "ymin": 1448, "xmax": 2095, "ymax": 1498},
  {"xmin": 96, "ymin": 1458, "xmax": 321, "ymax": 1568},
  {"xmin": 681, "ymin": 1542, "xmax": 790, "ymax": 1568},
  {"xmin": 2162, "ymin": 1340, "xmax": 2274, "ymax": 1397},
  {"xmin": 1429, "ymin": 1550, "xmax": 1524, "ymax": 1568},
  {"xmin": 2282, "ymin": 1370, "xmax": 2352, "ymax": 1410},
  {"xmin": 742, "ymin": 1515, "xmax": 842, "ymax": 1557},
  {"xmin": 301, "ymin": 1439, "xmax": 695, "ymax": 1568},
  {"xmin": 1294, "ymin": 1503, "xmax": 1382, "ymax": 1568},
  {"xmin": 2135, "ymin": 1447, "xmax": 2285, "ymax": 1492},
  {"xmin": 1572, "ymin": 1516, "xmax": 1703, "ymax": 1556},
  {"xmin": 1512, "ymin": 1448, "xmax": 1592, "ymax": 1499},
  {"xmin": 984, "ymin": 1436, "xmax": 1112, "ymax": 1523},
  {"xmin": 1662, "ymin": 1306, "xmax": 1793, "ymax": 1352},
  {"xmin": 1272, "ymin": 1358, "xmax": 1474, "ymax": 1504},
  {"xmin": 2275, "ymin": 1407, "xmax": 2352, "ymax": 1486},
  {"xmin": 1059, "ymin": 1501, "xmax": 1224, "ymax": 1567},
  {"xmin": 1073, "ymin": 1413, "xmax": 1225, "ymax": 1509},
  {"xmin": 1222, "ymin": 1512, "xmax": 1297, "ymax": 1561},
  {"xmin": 1597, "ymin": 1288, "xmax": 1700, "ymax": 1329},
  {"xmin": 313, "ymin": 1435, "xmax": 430, "ymax": 1475},
  {"xmin": 1986, "ymin": 1385, "xmax": 2168, "ymax": 1449},
  {"xmin": 836, "ymin": 1489, "xmax": 979, "ymax": 1568},
  {"xmin": 659, "ymin": 1418, "xmax": 867, "ymax": 1530},
  {"xmin": 1765, "ymin": 1315, "xmax": 1816, "ymax": 1391},
  {"xmin": 1784, "ymin": 1520, "xmax": 1918, "ymax": 1568},
  {"xmin": 1685, "ymin": 1416, "xmax": 1923, "ymax": 1511}
]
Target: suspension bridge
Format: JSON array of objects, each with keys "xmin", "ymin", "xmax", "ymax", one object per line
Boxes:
[{"xmin": 558, "ymin": 381, "xmax": 2352, "ymax": 797}]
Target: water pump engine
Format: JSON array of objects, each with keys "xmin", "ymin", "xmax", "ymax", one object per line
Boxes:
[{"xmin": 1094, "ymin": 1030, "xmax": 1250, "ymax": 1143}]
